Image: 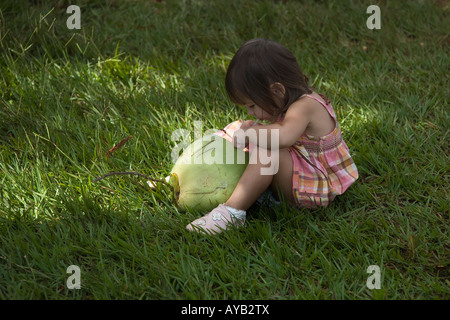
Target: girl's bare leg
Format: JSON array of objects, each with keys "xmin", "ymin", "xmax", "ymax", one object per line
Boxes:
[
  {"xmin": 186, "ymin": 148, "xmax": 294, "ymax": 234},
  {"xmin": 225, "ymin": 148, "xmax": 294, "ymax": 210}
]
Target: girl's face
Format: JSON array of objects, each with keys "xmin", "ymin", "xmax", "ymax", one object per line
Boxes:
[{"xmin": 242, "ymin": 99, "xmax": 273, "ymax": 121}]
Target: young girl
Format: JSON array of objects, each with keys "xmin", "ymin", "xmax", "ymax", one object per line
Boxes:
[{"xmin": 186, "ymin": 38, "xmax": 358, "ymax": 234}]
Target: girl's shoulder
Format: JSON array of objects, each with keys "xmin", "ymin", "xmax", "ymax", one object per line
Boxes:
[
  {"xmin": 299, "ymin": 91, "xmax": 331, "ymax": 106},
  {"xmin": 277, "ymin": 91, "xmax": 332, "ymax": 121},
  {"xmin": 294, "ymin": 91, "xmax": 336, "ymax": 137},
  {"xmin": 287, "ymin": 91, "xmax": 329, "ymax": 115}
]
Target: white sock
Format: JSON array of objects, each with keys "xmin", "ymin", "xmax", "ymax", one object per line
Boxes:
[{"xmin": 224, "ymin": 205, "xmax": 246, "ymax": 220}]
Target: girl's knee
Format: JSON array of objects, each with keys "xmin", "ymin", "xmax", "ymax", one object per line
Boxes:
[
  {"xmin": 271, "ymin": 149, "xmax": 294, "ymax": 202},
  {"xmin": 248, "ymin": 147, "xmax": 292, "ymax": 176},
  {"xmin": 249, "ymin": 147, "xmax": 279, "ymax": 176}
]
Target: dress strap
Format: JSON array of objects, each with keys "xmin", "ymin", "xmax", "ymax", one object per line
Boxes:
[{"xmin": 301, "ymin": 94, "xmax": 336, "ymax": 120}]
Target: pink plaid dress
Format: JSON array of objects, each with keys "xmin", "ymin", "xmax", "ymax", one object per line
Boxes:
[{"xmin": 286, "ymin": 94, "xmax": 358, "ymax": 207}]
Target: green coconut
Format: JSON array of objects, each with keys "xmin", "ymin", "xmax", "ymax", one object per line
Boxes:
[{"xmin": 170, "ymin": 134, "xmax": 249, "ymax": 212}]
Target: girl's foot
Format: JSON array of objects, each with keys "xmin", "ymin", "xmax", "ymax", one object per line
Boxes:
[{"xmin": 186, "ymin": 204, "xmax": 246, "ymax": 235}]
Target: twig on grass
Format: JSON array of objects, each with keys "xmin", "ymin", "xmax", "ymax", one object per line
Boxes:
[
  {"xmin": 92, "ymin": 171, "xmax": 171, "ymax": 187},
  {"xmin": 106, "ymin": 136, "xmax": 133, "ymax": 158}
]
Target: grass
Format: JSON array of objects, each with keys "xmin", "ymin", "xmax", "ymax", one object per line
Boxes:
[{"xmin": 0, "ymin": 0, "xmax": 449, "ymax": 300}]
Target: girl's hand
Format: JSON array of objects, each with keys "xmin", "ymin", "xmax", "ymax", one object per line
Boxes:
[
  {"xmin": 233, "ymin": 120, "xmax": 259, "ymax": 150},
  {"xmin": 239, "ymin": 120, "xmax": 259, "ymax": 132}
]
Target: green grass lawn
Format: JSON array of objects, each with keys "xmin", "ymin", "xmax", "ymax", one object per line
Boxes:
[{"xmin": 0, "ymin": 0, "xmax": 448, "ymax": 300}]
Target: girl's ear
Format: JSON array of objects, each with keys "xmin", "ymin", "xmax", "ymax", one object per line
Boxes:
[{"xmin": 270, "ymin": 82, "xmax": 286, "ymax": 99}]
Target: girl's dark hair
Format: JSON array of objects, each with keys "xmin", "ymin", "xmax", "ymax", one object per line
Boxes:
[{"xmin": 225, "ymin": 38, "xmax": 312, "ymax": 119}]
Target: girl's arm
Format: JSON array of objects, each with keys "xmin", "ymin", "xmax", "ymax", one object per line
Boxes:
[{"xmin": 243, "ymin": 100, "xmax": 311, "ymax": 149}]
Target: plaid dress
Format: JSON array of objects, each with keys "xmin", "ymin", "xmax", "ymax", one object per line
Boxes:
[{"xmin": 287, "ymin": 94, "xmax": 358, "ymax": 207}]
